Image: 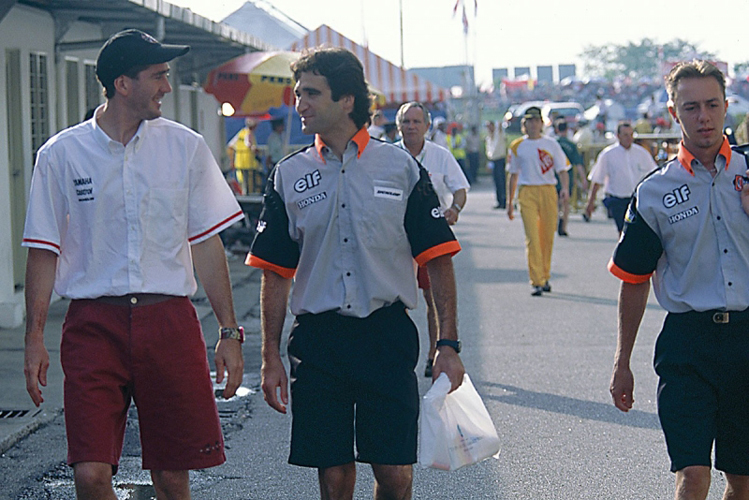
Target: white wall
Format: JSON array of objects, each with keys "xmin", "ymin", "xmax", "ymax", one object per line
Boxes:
[{"xmin": 0, "ymin": 5, "xmax": 57, "ymax": 327}]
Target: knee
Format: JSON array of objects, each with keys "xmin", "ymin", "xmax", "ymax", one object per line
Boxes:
[
  {"xmin": 73, "ymin": 462, "xmax": 114, "ymax": 497},
  {"xmin": 675, "ymin": 466, "xmax": 711, "ymax": 497},
  {"xmin": 372, "ymin": 464, "xmax": 412, "ymax": 499},
  {"xmin": 725, "ymin": 473, "xmax": 749, "ymax": 496},
  {"xmin": 151, "ymin": 469, "xmax": 190, "ymax": 499}
]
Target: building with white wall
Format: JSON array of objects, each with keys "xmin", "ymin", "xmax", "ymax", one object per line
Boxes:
[{"xmin": 0, "ymin": 0, "xmax": 271, "ymax": 327}]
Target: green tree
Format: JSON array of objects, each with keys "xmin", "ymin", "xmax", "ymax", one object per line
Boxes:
[{"xmin": 580, "ymin": 38, "xmax": 714, "ymax": 80}]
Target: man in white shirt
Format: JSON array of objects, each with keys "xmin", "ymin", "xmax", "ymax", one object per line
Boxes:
[
  {"xmin": 584, "ymin": 122, "xmax": 658, "ymax": 232},
  {"xmin": 485, "ymin": 120, "xmax": 508, "ymax": 208},
  {"xmin": 22, "ymin": 29, "xmax": 244, "ymax": 498},
  {"xmin": 396, "ymin": 101, "xmax": 469, "ymax": 377}
]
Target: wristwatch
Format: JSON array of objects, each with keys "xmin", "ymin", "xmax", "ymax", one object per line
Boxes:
[
  {"xmin": 219, "ymin": 326, "xmax": 245, "ymax": 343},
  {"xmin": 436, "ymin": 339, "xmax": 461, "ymax": 353}
]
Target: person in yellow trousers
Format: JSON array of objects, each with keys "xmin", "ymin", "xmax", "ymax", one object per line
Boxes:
[
  {"xmin": 227, "ymin": 117, "xmax": 262, "ymax": 194},
  {"xmin": 507, "ymin": 106, "xmax": 570, "ymax": 296}
]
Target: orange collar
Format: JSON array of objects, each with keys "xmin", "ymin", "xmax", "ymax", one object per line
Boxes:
[
  {"xmin": 314, "ymin": 128, "xmax": 370, "ymax": 163},
  {"xmin": 676, "ymin": 136, "xmax": 732, "ymax": 175}
]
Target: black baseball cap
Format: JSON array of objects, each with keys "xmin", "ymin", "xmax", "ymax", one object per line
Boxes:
[
  {"xmin": 523, "ymin": 106, "xmax": 542, "ymax": 120},
  {"xmin": 96, "ymin": 29, "xmax": 190, "ymax": 86}
]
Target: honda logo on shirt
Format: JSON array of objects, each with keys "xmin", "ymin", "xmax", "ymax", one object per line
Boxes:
[{"xmin": 294, "ymin": 170, "xmax": 322, "ymax": 193}]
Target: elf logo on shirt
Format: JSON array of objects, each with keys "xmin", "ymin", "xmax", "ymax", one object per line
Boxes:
[
  {"xmin": 662, "ymin": 184, "xmax": 691, "ymax": 208},
  {"xmin": 294, "ymin": 170, "xmax": 322, "ymax": 193},
  {"xmin": 538, "ymin": 149, "xmax": 554, "ymax": 174}
]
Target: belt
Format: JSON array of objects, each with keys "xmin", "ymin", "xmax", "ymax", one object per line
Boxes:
[
  {"xmin": 676, "ymin": 309, "xmax": 749, "ymax": 325},
  {"xmin": 89, "ymin": 293, "xmax": 178, "ymax": 307}
]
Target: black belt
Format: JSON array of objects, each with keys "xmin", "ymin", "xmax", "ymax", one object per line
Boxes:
[
  {"xmin": 675, "ymin": 309, "xmax": 749, "ymax": 325},
  {"xmin": 87, "ymin": 293, "xmax": 179, "ymax": 307}
]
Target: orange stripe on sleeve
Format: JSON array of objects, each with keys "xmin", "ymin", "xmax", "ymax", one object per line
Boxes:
[
  {"xmin": 414, "ymin": 240, "xmax": 461, "ymax": 267},
  {"xmin": 607, "ymin": 259, "xmax": 652, "ymax": 284},
  {"xmin": 245, "ymin": 254, "xmax": 296, "ymax": 279}
]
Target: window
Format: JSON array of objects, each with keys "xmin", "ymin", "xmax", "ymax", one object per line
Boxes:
[{"xmin": 29, "ymin": 52, "xmax": 49, "ymax": 159}]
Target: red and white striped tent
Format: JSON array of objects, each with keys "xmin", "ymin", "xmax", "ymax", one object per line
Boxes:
[{"xmin": 289, "ymin": 24, "xmax": 448, "ymax": 105}]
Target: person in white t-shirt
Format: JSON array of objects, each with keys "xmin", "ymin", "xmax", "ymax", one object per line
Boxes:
[{"xmin": 507, "ymin": 106, "xmax": 570, "ymax": 296}]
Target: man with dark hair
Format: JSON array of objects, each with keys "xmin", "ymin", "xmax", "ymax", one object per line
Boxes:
[
  {"xmin": 248, "ymin": 47, "xmax": 465, "ymax": 500},
  {"xmin": 609, "ymin": 60, "xmax": 749, "ymax": 500},
  {"xmin": 584, "ymin": 121, "xmax": 657, "ymax": 233},
  {"xmin": 23, "ymin": 29, "xmax": 244, "ymax": 499}
]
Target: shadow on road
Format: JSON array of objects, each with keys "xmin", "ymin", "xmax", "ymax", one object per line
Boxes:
[{"xmin": 476, "ymin": 380, "xmax": 661, "ymax": 430}]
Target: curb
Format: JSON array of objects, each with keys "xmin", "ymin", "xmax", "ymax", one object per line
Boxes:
[{"xmin": 0, "ymin": 408, "xmax": 62, "ymax": 455}]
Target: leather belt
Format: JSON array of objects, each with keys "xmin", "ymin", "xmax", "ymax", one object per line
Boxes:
[
  {"xmin": 90, "ymin": 293, "xmax": 178, "ymax": 307},
  {"xmin": 678, "ymin": 309, "xmax": 749, "ymax": 325}
]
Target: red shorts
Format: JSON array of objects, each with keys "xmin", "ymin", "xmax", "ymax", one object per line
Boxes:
[
  {"xmin": 60, "ymin": 296, "xmax": 225, "ymax": 471},
  {"xmin": 417, "ymin": 265, "xmax": 431, "ymax": 290}
]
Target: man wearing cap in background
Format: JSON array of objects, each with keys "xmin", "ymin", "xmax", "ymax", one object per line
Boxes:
[
  {"xmin": 507, "ymin": 106, "xmax": 570, "ymax": 296},
  {"xmin": 22, "ymin": 29, "xmax": 244, "ymax": 499}
]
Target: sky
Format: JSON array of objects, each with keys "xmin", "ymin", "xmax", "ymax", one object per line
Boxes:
[{"xmin": 174, "ymin": 0, "xmax": 749, "ymax": 86}]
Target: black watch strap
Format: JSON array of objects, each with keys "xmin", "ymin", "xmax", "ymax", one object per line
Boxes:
[{"xmin": 436, "ymin": 339, "xmax": 461, "ymax": 353}]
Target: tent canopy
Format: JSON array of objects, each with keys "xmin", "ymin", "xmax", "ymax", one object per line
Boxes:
[{"xmin": 289, "ymin": 25, "xmax": 448, "ymax": 105}]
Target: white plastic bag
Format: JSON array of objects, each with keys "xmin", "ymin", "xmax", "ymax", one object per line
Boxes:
[{"xmin": 419, "ymin": 373, "xmax": 500, "ymax": 471}]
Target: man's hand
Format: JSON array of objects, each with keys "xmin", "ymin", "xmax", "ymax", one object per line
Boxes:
[
  {"xmin": 559, "ymin": 189, "xmax": 570, "ymax": 204},
  {"xmin": 507, "ymin": 204, "xmax": 515, "ymax": 220},
  {"xmin": 610, "ymin": 364, "xmax": 635, "ymax": 412},
  {"xmin": 24, "ymin": 336, "xmax": 50, "ymax": 407},
  {"xmin": 444, "ymin": 207, "xmax": 459, "ymax": 225},
  {"xmin": 261, "ymin": 356, "xmax": 289, "ymax": 414},
  {"xmin": 215, "ymin": 339, "xmax": 244, "ymax": 399},
  {"xmin": 742, "ymin": 169, "xmax": 749, "ymax": 216},
  {"xmin": 432, "ymin": 346, "xmax": 465, "ymax": 393}
]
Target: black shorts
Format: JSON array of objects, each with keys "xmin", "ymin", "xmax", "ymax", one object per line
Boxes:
[
  {"xmin": 287, "ymin": 302, "xmax": 419, "ymax": 468},
  {"xmin": 654, "ymin": 310, "xmax": 749, "ymax": 475}
]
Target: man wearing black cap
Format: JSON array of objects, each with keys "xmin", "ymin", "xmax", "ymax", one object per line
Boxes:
[
  {"xmin": 507, "ymin": 106, "xmax": 570, "ymax": 296},
  {"xmin": 22, "ymin": 29, "xmax": 244, "ymax": 499}
]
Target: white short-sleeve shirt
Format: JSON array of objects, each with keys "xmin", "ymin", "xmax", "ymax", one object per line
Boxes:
[
  {"xmin": 23, "ymin": 112, "xmax": 244, "ymax": 299},
  {"xmin": 397, "ymin": 140, "xmax": 470, "ymax": 211}
]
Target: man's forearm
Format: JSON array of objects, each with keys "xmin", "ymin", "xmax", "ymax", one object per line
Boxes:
[
  {"xmin": 192, "ymin": 234, "xmax": 238, "ymax": 328},
  {"xmin": 425, "ymin": 255, "xmax": 458, "ymax": 340},
  {"xmin": 25, "ymin": 248, "xmax": 58, "ymax": 339},
  {"xmin": 260, "ymin": 270, "xmax": 292, "ymax": 359},
  {"xmin": 615, "ymin": 280, "xmax": 650, "ymax": 367}
]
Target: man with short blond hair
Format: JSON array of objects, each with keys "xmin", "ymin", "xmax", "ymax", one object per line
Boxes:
[{"xmin": 609, "ymin": 60, "xmax": 749, "ymax": 500}]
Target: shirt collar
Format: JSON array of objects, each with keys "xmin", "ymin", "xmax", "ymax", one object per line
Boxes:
[
  {"xmin": 314, "ymin": 127, "xmax": 370, "ymax": 163},
  {"xmin": 676, "ymin": 135, "xmax": 732, "ymax": 176}
]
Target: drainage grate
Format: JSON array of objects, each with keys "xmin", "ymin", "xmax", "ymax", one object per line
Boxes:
[{"xmin": 0, "ymin": 410, "xmax": 30, "ymax": 419}]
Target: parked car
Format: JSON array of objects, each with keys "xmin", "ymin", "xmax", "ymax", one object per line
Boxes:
[
  {"xmin": 541, "ymin": 101, "xmax": 585, "ymax": 129},
  {"xmin": 503, "ymin": 100, "xmax": 546, "ymax": 133}
]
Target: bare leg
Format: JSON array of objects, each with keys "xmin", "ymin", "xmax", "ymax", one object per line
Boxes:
[
  {"xmin": 73, "ymin": 462, "xmax": 117, "ymax": 500},
  {"xmin": 724, "ymin": 473, "xmax": 749, "ymax": 500},
  {"xmin": 151, "ymin": 469, "xmax": 191, "ymax": 499},
  {"xmin": 318, "ymin": 463, "xmax": 356, "ymax": 500},
  {"xmin": 675, "ymin": 466, "xmax": 711, "ymax": 500},
  {"xmin": 372, "ymin": 464, "xmax": 413, "ymax": 500}
]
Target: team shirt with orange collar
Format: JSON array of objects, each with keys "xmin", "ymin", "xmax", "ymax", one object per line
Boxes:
[{"xmin": 609, "ymin": 137, "xmax": 749, "ymax": 313}]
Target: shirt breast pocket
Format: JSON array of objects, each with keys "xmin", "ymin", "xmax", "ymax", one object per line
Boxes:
[
  {"xmin": 146, "ymin": 188, "xmax": 188, "ymax": 250},
  {"xmin": 362, "ymin": 185, "xmax": 407, "ymax": 249}
]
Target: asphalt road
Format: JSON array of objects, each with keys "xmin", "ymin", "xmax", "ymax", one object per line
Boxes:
[{"xmin": 0, "ymin": 181, "xmax": 730, "ymax": 499}]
